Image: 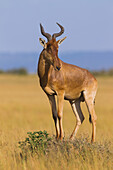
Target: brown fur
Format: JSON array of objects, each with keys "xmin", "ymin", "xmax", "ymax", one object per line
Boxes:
[{"xmin": 38, "ymin": 37, "xmax": 98, "ymax": 143}]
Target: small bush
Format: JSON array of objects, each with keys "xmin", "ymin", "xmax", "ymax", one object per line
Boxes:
[{"xmin": 19, "ymin": 131, "xmax": 51, "ymax": 158}]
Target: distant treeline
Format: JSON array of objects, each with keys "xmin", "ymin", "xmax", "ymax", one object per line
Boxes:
[
  {"xmin": 0, "ymin": 68, "xmax": 113, "ymax": 76},
  {"xmin": 0, "ymin": 68, "xmax": 28, "ymax": 75},
  {"xmin": 91, "ymin": 68, "xmax": 113, "ymax": 76}
]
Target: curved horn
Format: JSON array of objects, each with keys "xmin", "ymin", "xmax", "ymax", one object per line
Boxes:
[
  {"xmin": 52, "ymin": 23, "xmax": 64, "ymax": 39},
  {"xmin": 40, "ymin": 24, "xmax": 52, "ymax": 41}
]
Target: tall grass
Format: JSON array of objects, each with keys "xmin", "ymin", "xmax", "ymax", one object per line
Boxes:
[
  {"xmin": 0, "ymin": 75, "xmax": 113, "ymax": 170},
  {"xmin": 18, "ymin": 131, "xmax": 113, "ymax": 170}
]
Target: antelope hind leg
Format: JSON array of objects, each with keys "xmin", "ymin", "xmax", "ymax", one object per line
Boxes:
[
  {"xmin": 83, "ymin": 91, "xmax": 97, "ymax": 143},
  {"xmin": 70, "ymin": 99, "xmax": 85, "ymax": 140}
]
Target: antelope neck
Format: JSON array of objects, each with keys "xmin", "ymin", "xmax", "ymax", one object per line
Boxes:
[{"xmin": 38, "ymin": 51, "xmax": 51, "ymax": 79}]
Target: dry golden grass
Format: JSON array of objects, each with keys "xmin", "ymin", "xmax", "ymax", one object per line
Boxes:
[{"xmin": 0, "ymin": 74, "xmax": 113, "ymax": 170}]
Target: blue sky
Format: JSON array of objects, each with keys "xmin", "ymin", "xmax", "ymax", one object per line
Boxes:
[{"xmin": 0, "ymin": 0, "xmax": 113, "ymax": 52}]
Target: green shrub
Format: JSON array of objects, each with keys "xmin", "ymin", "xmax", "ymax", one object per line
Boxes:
[{"xmin": 19, "ymin": 131, "xmax": 51, "ymax": 158}]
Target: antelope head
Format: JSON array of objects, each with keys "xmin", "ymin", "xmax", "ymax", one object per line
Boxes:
[{"xmin": 39, "ymin": 23, "xmax": 66, "ymax": 71}]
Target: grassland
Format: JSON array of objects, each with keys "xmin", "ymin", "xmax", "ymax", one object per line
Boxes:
[{"xmin": 0, "ymin": 74, "xmax": 113, "ymax": 170}]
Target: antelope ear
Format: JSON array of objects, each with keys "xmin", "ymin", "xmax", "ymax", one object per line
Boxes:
[
  {"xmin": 57, "ymin": 37, "xmax": 67, "ymax": 46},
  {"xmin": 39, "ymin": 38, "xmax": 47, "ymax": 48}
]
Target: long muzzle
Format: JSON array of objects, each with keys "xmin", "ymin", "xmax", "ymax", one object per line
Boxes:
[{"xmin": 53, "ymin": 56, "xmax": 61, "ymax": 71}]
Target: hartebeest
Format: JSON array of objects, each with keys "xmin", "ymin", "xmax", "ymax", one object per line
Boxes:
[{"xmin": 38, "ymin": 23, "xmax": 98, "ymax": 143}]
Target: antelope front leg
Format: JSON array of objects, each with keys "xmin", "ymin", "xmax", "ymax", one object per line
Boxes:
[
  {"xmin": 57, "ymin": 92, "xmax": 64, "ymax": 140},
  {"xmin": 47, "ymin": 95, "xmax": 59, "ymax": 139}
]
